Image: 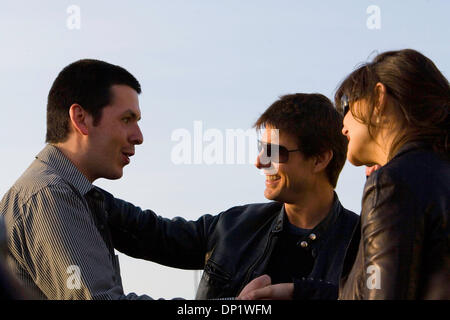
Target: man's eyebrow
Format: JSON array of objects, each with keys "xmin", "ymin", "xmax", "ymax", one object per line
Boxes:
[{"xmin": 122, "ymin": 109, "xmax": 142, "ymax": 121}]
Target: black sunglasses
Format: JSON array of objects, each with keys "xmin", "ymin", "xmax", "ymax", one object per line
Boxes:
[
  {"xmin": 258, "ymin": 140, "xmax": 301, "ymax": 164},
  {"xmin": 339, "ymin": 94, "xmax": 350, "ymax": 117}
]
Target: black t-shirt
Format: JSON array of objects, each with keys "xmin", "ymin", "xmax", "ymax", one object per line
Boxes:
[{"xmin": 264, "ymin": 213, "xmax": 315, "ymax": 284}]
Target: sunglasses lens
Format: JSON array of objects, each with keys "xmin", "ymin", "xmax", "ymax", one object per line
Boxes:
[
  {"xmin": 258, "ymin": 141, "xmax": 265, "ymax": 154},
  {"xmin": 258, "ymin": 141, "xmax": 271, "ymax": 165},
  {"xmin": 343, "ymin": 105, "xmax": 349, "ymax": 116},
  {"xmin": 258, "ymin": 141, "xmax": 289, "ymax": 163},
  {"xmin": 278, "ymin": 146, "xmax": 289, "ymax": 163},
  {"xmin": 340, "ymin": 95, "xmax": 349, "ymax": 117},
  {"xmin": 266, "ymin": 144, "xmax": 272, "ymax": 157}
]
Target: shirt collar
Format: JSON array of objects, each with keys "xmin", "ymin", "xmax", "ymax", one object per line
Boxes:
[
  {"xmin": 36, "ymin": 144, "xmax": 94, "ymax": 196},
  {"xmin": 272, "ymin": 192, "xmax": 342, "ymax": 242}
]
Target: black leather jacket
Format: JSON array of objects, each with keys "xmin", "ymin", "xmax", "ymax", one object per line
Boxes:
[
  {"xmin": 339, "ymin": 141, "xmax": 450, "ymax": 299},
  {"xmin": 103, "ymin": 193, "xmax": 358, "ymax": 299}
]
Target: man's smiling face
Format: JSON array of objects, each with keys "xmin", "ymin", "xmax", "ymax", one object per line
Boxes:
[{"xmin": 255, "ymin": 126, "xmax": 316, "ymax": 204}]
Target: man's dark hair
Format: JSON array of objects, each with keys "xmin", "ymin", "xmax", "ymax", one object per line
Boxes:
[
  {"xmin": 254, "ymin": 93, "xmax": 348, "ymax": 188},
  {"xmin": 46, "ymin": 59, "xmax": 141, "ymax": 143}
]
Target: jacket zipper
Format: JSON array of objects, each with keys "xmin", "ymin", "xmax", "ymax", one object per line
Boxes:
[{"xmin": 238, "ymin": 232, "xmax": 276, "ymax": 294}]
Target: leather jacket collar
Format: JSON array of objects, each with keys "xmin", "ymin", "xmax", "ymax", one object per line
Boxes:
[
  {"xmin": 271, "ymin": 193, "xmax": 342, "ymax": 248},
  {"xmin": 391, "ymin": 140, "xmax": 433, "ymax": 162}
]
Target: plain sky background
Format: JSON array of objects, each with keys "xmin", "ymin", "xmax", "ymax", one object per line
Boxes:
[{"xmin": 0, "ymin": 0, "xmax": 448, "ymax": 299}]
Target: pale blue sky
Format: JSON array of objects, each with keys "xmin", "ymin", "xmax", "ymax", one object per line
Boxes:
[{"xmin": 0, "ymin": 0, "xmax": 448, "ymax": 299}]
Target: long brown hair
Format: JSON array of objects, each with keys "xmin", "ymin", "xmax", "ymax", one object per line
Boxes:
[{"xmin": 335, "ymin": 49, "xmax": 449, "ymax": 160}]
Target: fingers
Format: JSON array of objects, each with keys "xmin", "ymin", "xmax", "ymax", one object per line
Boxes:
[
  {"xmin": 365, "ymin": 164, "xmax": 381, "ymax": 177},
  {"xmin": 237, "ymin": 275, "xmax": 271, "ymax": 299},
  {"xmin": 239, "ymin": 283, "xmax": 294, "ymax": 300},
  {"xmin": 239, "ymin": 285, "xmax": 274, "ymax": 300},
  {"xmin": 252, "ymin": 274, "xmax": 272, "ymax": 288}
]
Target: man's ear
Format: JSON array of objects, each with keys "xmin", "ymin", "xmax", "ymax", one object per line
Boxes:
[
  {"xmin": 69, "ymin": 104, "xmax": 90, "ymax": 136},
  {"xmin": 313, "ymin": 150, "xmax": 333, "ymax": 173}
]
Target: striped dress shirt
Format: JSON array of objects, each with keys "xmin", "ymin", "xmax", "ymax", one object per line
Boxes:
[{"xmin": 0, "ymin": 144, "xmax": 152, "ymax": 300}]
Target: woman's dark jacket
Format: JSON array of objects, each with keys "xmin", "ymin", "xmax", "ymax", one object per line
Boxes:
[{"xmin": 339, "ymin": 141, "xmax": 450, "ymax": 299}]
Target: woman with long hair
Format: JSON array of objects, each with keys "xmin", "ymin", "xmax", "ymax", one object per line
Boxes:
[{"xmin": 335, "ymin": 49, "xmax": 449, "ymax": 299}]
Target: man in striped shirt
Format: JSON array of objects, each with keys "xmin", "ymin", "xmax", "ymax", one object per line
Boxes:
[
  {"xmin": 0, "ymin": 59, "xmax": 260, "ymax": 300},
  {"xmin": 0, "ymin": 59, "xmax": 151, "ymax": 299}
]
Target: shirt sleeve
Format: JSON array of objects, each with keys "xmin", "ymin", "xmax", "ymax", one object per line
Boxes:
[
  {"xmin": 18, "ymin": 184, "xmax": 153, "ymax": 300},
  {"xmin": 293, "ymin": 277, "xmax": 338, "ymax": 300}
]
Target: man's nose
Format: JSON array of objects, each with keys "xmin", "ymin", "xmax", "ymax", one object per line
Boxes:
[
  {"xmin": 130, "ymin": 124, "xmax": 144, "ymax": 145},
  {"xmin": 255, "ymin": 152, "xmax": 271, "ymax": 169}
]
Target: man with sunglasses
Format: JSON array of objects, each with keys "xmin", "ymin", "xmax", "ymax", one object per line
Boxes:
[{"xmin": 105, "ymin": 93, "xmax": 359, "ymax": 300}]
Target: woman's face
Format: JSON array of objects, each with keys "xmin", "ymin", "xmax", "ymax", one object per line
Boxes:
[{"xmin": 341, "ymin": 100, "xmax": 379, "ymax": 166}]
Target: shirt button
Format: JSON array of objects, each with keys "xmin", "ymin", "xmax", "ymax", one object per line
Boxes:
[
  {"xmin": 309, "ymin": 233, "xmax": 317, "ymax": 241},
  {"xmin": 300, "ymin": 241, "xmax": 308, "ymax": 248}
]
